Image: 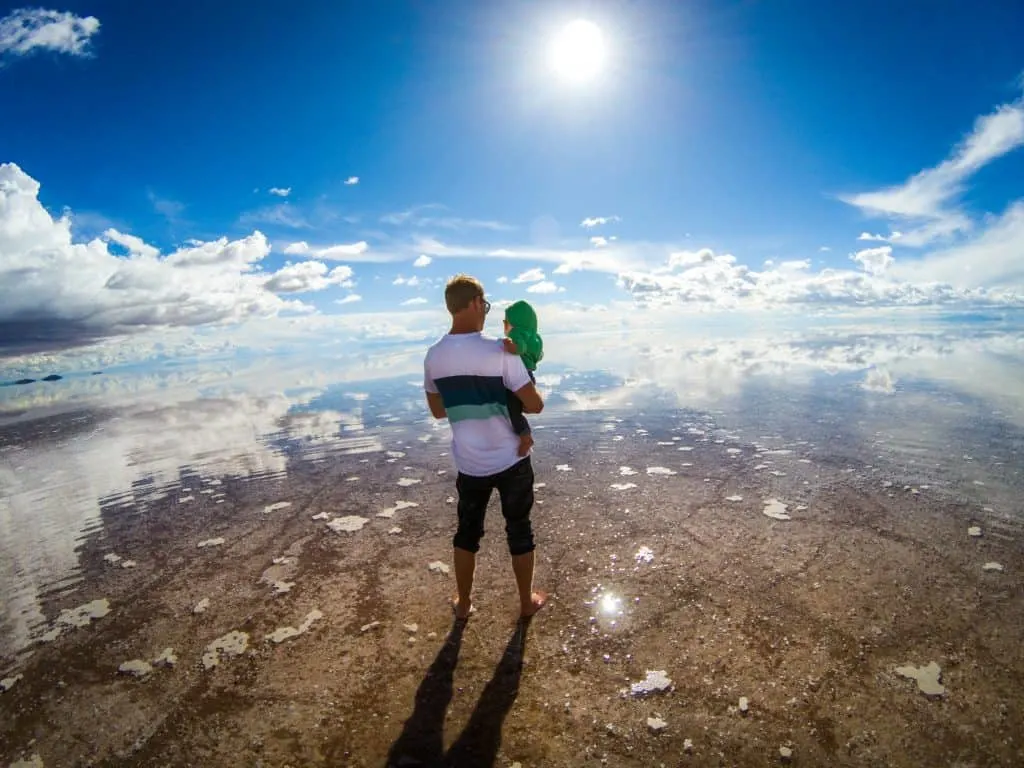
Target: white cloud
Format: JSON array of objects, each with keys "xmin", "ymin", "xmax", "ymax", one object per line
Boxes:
[
  {"xmin": 402, "ymin": 297, "xmax": 429, "ymax": 306},
  {"xmin": 526, "ymin": 280, "xmax": 563, "ymax": 294},
  {"xmin": 239, "ymin": 203, "xmax": 308, "ymax": 229},
  {"xmin": 382, "ymin": 205, "xmax": 512, "ymax": 231},
  {"xmin": 842, "ymin": 94, "xmax": 1024, "ymax": 245},
  {"xmin": 0, "ymin": 162, "xmax": 309, "ymax": 353},
  {"xmin": 850, "ymin": 246, "xmax": 894, "ymax": 276},
  {"xmin": 344, "ymin": 176, "xmax": 359, "ymax": 185},
  {"xmin": 104, "ymin": 228, "xmax": 159, "ymax": 259},
  {"xmin": 0, "ymin": 8, "xmax": 100, "ymax": 59},
  {"xmin": 336, "ymin": 294, "xmax": 362, "ymax": 305},
  {"xmin": 590, "ymin": 236, "xmax": 608, "ymax": 247},
  {"xmin": 617, "ymin": 246, "xmax": 1022, "ymax": 308},
  {"xmin": 393, "ymin": 275, "xmax": 420, "ymax": 287},
  {"xmin": 269, "ymin": 187, "xmax": 291, "ymax": 198},
  {"xmin": 264, "ymin": 262, "xmax": 354, "ymax": 294},
  {"xmin": 282, "ymin": 240, "xmax": 369, "ymax": 260},
  {"xmin": 580, "ymin": 215, "xmax": 620, "ymax": 228},
  {"xmin": 819, "ymin": 246, "xmax": 831, "ymax": 252},
  {"xmin": 412, "ymin": 254, "xmax": 432, "ymax": 267},
  {"xmin": 512, "ymin": 268, "xmax": 545, "ymax": 283},
  {"xmin": 496, "ymin": 276, "xmax": 508, "ymax": 284}
]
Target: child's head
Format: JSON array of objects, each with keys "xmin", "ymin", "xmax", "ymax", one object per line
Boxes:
[{"xmin": 504, "ymin": 300, "xmax": 538, "ymax": 332}]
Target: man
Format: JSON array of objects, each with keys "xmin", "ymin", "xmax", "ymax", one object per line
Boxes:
[{"xmin": 423, "ymin": 274, "xmax": 547, "ymax": 620}]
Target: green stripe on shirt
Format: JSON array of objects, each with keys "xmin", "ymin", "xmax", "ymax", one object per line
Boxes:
[{"xmin": 446, "ymin": 402, "xmax": 510, "ymax": 423}]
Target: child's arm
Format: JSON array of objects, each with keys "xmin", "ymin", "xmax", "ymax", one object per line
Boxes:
[{"xmin": 502, "ymin": 337, "xmax": 519, "ymax": 355}]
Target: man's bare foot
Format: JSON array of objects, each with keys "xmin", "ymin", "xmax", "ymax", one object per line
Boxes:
[
  {"xmin": 452, "ymin": 595, "xmax": 474, "ymax": 619},
  {"xmin": 520, "ymin": 590, "xmax": 547, "ymax": 618},
  {"xmin": 517, "ymin": 433, "xmax": 534, "ymax": 457}
]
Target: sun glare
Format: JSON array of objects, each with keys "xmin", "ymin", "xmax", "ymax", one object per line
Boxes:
[{"xmin": 549, "ymin": 19, "xmax": 606, "ymax": 83}]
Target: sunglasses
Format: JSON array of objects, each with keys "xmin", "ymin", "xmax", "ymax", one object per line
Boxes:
[{"xmin": 481, "ymin": 298, "xmax": 491, "ymax": 315}]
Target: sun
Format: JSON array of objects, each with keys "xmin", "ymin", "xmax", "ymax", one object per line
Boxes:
[{"xmin": 548, "ymin": 19, "xmax": 606, "ymax": 83}]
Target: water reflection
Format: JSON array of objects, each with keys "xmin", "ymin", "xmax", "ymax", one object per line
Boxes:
[{"xmin": 1, "ymin": 319, "xmax": 1023, "ymax": 657}]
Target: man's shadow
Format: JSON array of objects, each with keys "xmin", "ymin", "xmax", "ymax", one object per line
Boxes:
[{"xmin": 386, "ymin": 617, "xmax": 531, "ymax": 768}]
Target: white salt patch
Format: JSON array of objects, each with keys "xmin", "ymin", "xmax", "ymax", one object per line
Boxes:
[
  {"xmin": 345, "ymin": 476, "xmax": 360, "ymax": 482},
  {"xmin": 57, "ymin": 598, "xmax": 111, "ymax": 628},
  {"xmin": 202, "ymin": 630, "xmax": 250, "ymax": 669},
  {"xmin": 680, "ymin": 462, "xmax": 693, "ymax": 467},
  {"xmin": 726, "ymin": 495, "xmax": 743, "ymax": 502},
  {"xmin": 610, "ymin": 483, "xmax": 637, "ymax": 491},
  {"xmin": 387, "ymin": 451, "xmax": 406, "ymax": 458},
  {"xmin": 404, "ymin": 623, "xmax": 419, "ymax": 634},
  {"xmin": 646, "ymin": 466, "xmax": 676, "ymax": 476},
  {"xmin": 677, "ymin": 446, "xmax": 693, "ymax": 452},
  {"xmin": 780, "ymin": 746, "xmax": 794, "ymax": 761},
  {"xmin": 968, "ymin": 526, "xmax": 982, "ymax": 537},
  {"xmin": 765, "ymin": 449, "xmax": 793, "ymax": 455},
  {"xmin": 635, "ymin": 546, "xmax": 654, "ymax": 564},
  {"xmin": 264, "ymin": 502, "xmax": 292, "ymax": 513},
  {"xmin": 727, "ymin": 448, "xmax": 742, "ymax": 455},
  {"xmin": 270, "ymin": 581, "xmax": 295, "ymax": 595},
  {"xmin": 200, "ymin": 489, "xmax": 214, "ymax": 495},
  {"xmin": 753, "ymin": 463, "xmax": 769, "ymax": 470},
  {"xmin": 428, "ymin": 561, "xmax": 450, "ymax": 575},
  {"xmin": 619, "ymin": 466, "xmax": 638, "ymax": 476},
  {"xmin": 397, "ymin": 477, "xmax": 421, "ymax": 487},
  {"xmin": 739, "ymin": 696, "xmax": 749, "ymax": 713},
  {"xmin": 272, "ymin": 556, "xmax": 295, "ymax": 565},
  {"xmin": 121, "ymin": 560, "xmax": 137, "ymax": 569},
  {"xmin": 361, "ymin": 621, "xmax": 380, "ymax": 633},
  {"xmin": 388, "ymin": 527, "xmax": 403, "ymax": 535},
  {"xmin": 982, "ymin": 562, "xmax": 1004, "ymax": 572},
  {"xmin": 647, "ymin": 716, "xmax": 668, "ymax": 733},
  {"xmin": 103, "ymin": 553, "xmax": 122, "ymax": 565},
  {"xmin": 118, "ymin": 659, "xmax": 153, "ymax": 678},
  {"xmin": 769, "ymin": 470, "xmax": 787, "ymax": 477},
  {"xmin": 327, "ymin": 516, "xmax": 369, "ymax": 533},
  {"xmin": 556, "ymin": 464, "xmax": 572, "ymax": 471},
  {"xmin": 215, "ymin": 499, "xmax": 226, "ymax": 504},
  {"xmin": 445, "ymin": 496, "xmax": 455, "ymax": 504},
  {"xmin": 683, "ymin": 738, "xmax": 694, "ymax": 753},
  {"xmin": 657, "ymin": 441, "xmax": 675, "ymax": 446},
  {"xmin": 798, "ymin": 459, "xmax": 812, "ymax": 464},
  {"xmin": 534, "ymin": 482, "xmax": 546, "ymax": 489},
  {"xmin": 266, "ymin": 609, "xmax": 323, "ymax": 644},
  {"xmin": 197, "ymin": 538, "xmax": 225, "ymax": 548},
  {"xmin": 1, "ymin": 674, "xmax": 23, "ymax": 692},
  {"xmin": 612, "ymin": 435, "xmax": 624, "ymax": 441},
  {"xmin": 207, "ymin": 479, "xmax": 222, "ymax": 486},
  {"xmin": 193, "ymin": 598, "xmax": 210, "ymax": 614},
  {"xmin": 311, "ymin": 511, "xmax": 330, "ymax": 520},
  {"xmin": 153, "ymin": 648, "xmax": 177, "ymax": 668},
  {"xmin": 630, "ymin": 670, "xmax": 672, "ymax": 696},
  {"xmin": 178, "ymin": 496, "xmax": 194, "ymax": 503},
  {"xmin": 762, "ymin": 499, "xmax": 791, "ymax": 521},
  {"xmin": 377, "ymin": 500, "xmax": 420, "ymax": 519},
  {"xmin": 895, "ymin": 661, "xmax": 945, "ymax": 696}
]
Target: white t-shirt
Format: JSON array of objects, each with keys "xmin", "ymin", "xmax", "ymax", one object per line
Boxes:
[{"xmin": 423, "ymin": 332, "xmax": 533, "ymax": 477}]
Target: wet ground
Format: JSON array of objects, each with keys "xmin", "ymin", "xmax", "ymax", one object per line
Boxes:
[{"xmin": 2, "ymin": 325, "xmax": 1023, "ymax": 767}]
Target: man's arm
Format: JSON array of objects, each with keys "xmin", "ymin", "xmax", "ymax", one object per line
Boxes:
[
  {"xmin": 426, "ymin": 391, "xmax": 447, "ymax": 419},
  {"xmin": 513, "ymin": 382, "xmax": 544, "ymax": 414}
]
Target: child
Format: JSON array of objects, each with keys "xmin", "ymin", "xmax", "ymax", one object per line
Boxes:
[{"xmin": 501, "ymin": 299, "xmax": 543, "ymax": 456}]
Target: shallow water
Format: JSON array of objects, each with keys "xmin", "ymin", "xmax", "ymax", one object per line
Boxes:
[
  {"xmin": 1, "ymin": 321, "xmax": 1022, "ymax": 659},
  {"xmin": 2, "ymin": 320, "xmax": 1024, "ymax": 766}
]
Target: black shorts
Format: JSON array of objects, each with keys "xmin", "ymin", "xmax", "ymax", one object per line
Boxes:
[{"xmin": 453, "ymin": 457, "xmax": 535, "ymax": 556}]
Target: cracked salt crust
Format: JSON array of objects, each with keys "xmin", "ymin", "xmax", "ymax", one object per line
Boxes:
[
  {"xmin": 895, "ymin": 661, "xmax": 946, "ymax": 696},
  {"xmin": 327, "ymin": 515, "xmax": 369, "ymax": 533},
  {"xmin": 377, "ymin": 500, "xmax": 419, "ymax": 519},
  {"xmin": 1, "ymin": 673, "xmax": 23, "ymax": 692},
  {"xmin": 202, "ymin": 630, "xmax": 250, "ymax": 669},
  {"xmin": 118, "ymin": 659, "xmax": 153, "ymax": 678},
  {"xmin": 628, "ymin": 670, "xmax": 672, "ymax": 696},
  {"xmin": 762, "ymin": 499, "xmax": 791, "ymax": 521},
  {"xmin": 266, "ymin": 609, "xmax": 323, "ymax": 644},
  {"xmin": 197, "ymin": 537, "xmax": 225, "ymax": 548}
]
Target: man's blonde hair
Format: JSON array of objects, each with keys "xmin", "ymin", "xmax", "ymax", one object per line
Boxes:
[{"xmin": 444, "ymin": 274, "xmax": 484, "ymax": 314}]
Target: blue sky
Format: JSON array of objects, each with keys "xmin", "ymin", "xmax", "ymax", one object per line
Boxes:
[{"xmin": 0, "ymin": 0, "xmax": 1023, "ymax": 370}]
